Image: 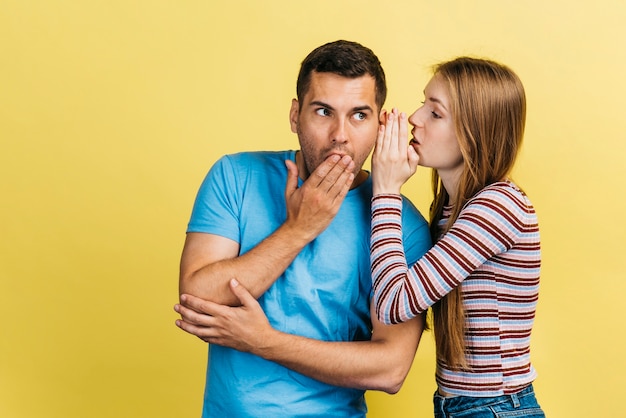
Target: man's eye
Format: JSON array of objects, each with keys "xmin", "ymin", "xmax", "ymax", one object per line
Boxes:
[
  {"xmin": 353, "ymin": 112, "xmax": 366, "ymax": 121},
  {"xmin": 315, "ymin": 108, "xmax": 331, "ymax": 116}
]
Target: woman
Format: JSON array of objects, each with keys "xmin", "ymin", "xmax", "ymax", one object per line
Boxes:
[{"xmin": 371, "ymin": 57, "xmax": 545, "ymax": 417}]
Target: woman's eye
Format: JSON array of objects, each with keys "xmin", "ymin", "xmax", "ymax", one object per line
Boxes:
[{"xmin": 431, "ymin": 111, "xmax": 441, "ymax": 119}]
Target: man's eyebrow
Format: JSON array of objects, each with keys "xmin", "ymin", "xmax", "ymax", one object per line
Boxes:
[
  {"xmin": 309, "ymin": 100, "xmax": 334, "ymax": 110},
  {"xmin": 308, "ymin": 101, "xmax": 373, "ymax": 113}
]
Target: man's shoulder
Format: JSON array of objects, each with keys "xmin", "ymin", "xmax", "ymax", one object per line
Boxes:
[
  {"xmin": 399, "ymin": 195, "xmax": 428, "ymax": 225},
  {"xmin": 220, "ymin": 150, "xmax": 294, "ymax": 165},
  {"xmin": 398, "ymin": 195, "xmax": 432, "ymax": 259},
  {"xmin": 207, "ymin": 150, "xmax": 295, "ymax": 179}
]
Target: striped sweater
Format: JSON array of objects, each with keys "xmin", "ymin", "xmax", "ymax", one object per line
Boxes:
[{"xmin": 370, "ymin": 181, "xmax": 540, "ymax": 396}]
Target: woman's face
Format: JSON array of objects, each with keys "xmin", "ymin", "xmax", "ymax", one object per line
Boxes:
[{"xmin": 408, "ymin": 74, "xmax": 463, "ymax": 177}]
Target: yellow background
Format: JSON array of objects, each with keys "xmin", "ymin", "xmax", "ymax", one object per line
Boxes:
[{"xmin": 2, "ymin": 1, "xmax": 625, "ymax": 417}]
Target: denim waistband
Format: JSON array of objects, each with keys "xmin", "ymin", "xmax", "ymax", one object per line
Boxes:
[{"xmin": 433, "ymin": 384, "xmax": 536, "ymax": 410}]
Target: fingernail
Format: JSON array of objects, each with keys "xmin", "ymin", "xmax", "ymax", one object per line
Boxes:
[
  {"xmin": 174, "ymin": 304, "xmax": 180, "ymax": 312},
  {"xmin": 231, "ymin": 278, "xmax": 239, "ymax": 287}
]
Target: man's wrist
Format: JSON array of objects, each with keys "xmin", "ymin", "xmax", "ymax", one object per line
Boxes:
[
  {"xmin": 253, "ymin": 327, "xmax": 284, "ymax": 360},
  {"xmin": 279, "ymin": 220, "xmax": 319, "ymax": 246}
]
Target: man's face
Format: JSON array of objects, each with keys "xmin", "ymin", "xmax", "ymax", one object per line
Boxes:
[{"xmin": 290, "ymin": 72, "xmax": 380, "ymax": 182}]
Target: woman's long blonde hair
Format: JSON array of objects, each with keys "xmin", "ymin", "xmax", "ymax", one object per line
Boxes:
[{"xmin": 429, "ymin": 57, "xmax": 527, "ymax": 369}]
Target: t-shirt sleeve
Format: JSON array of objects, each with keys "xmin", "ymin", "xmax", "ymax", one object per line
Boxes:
[
  {"xmin": 400, "ymin": 196, "xmax": 432, "ymax": 266},
  {"xmin": 186, "ymin": 155, "xmax": 241, "ymax": 243}
]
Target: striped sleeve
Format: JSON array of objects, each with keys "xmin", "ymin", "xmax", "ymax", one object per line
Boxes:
[{"xmin": 370, "ymin": 186, "xmax": 533, "ymax": 325}]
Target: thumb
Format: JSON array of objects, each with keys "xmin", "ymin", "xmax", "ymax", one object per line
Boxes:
[
  {"xmin": 284, "ymin": 159, "xmax": 299, "ymax": 199},
  {"xmin": 229, "ymin": 279, "xmax": 256, "ymax": 308}
]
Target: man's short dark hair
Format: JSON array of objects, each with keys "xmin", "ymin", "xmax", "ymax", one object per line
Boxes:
[{"xmin": 296, "ymin": 40, "xmax": 387, "ymax": 110}]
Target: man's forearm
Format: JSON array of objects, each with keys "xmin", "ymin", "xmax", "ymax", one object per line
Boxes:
[
  {"xmin": 253, "ymin": 327, "xmax": 421, "ymax": 394},
  {"xmin": 180, "ymin": 223, "xmax": 313, "ymax": 306},
  {"xmin": 180, "ymin": 154, "xmax": 356, "ymax": 305}
]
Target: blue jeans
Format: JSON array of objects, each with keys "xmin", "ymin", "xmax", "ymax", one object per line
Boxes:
[{"xmin": 433, "ymin": 384, "xmax": 545, "ymax": 417}]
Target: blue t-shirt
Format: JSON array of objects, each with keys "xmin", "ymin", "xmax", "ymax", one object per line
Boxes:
[{"xmin": 187, "ymin": 150, "xmax": 431, "ymax": 418}]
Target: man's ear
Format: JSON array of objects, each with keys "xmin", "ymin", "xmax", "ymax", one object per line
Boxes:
[
  {"xmin": 378, "ymin": 108, "xmax": 387, "ymax": 125},
  {"xmin": 289, "ymin": 99, "xmax": 299, "ymax": 134}
]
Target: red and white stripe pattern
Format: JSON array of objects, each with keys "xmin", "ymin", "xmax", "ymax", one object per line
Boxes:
[{"xmin": 371, "ymin": 181, "xmax": 540, "ymax": 396}]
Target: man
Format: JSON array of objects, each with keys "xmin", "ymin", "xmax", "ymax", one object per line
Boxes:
[{"xmin": 175, "ymin": 40, "xmax": 432, "ymax": 417}]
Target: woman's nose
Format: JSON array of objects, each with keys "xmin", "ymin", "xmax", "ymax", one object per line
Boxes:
[{"xmin": 408, "ymin": 108, "xmax": 422, "ymax": 127}]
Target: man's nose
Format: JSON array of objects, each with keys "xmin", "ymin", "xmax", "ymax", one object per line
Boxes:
[{"xmin": 330, "ymin": 119, "xmax": 348, "ymax": 143}]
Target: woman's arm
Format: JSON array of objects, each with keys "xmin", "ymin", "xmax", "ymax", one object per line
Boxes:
[{"xmin": 371, "ymin": 188, "xmax": 530, "ymax": 324}]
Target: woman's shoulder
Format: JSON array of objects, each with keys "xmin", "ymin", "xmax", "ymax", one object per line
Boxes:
[
  {"xmin": 476, "ymin": 180, "xmax": 528, "ymax": 201},
  {"xmin": 465, "ymin": 180, "xmax": 535, "ymax": 216}
]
